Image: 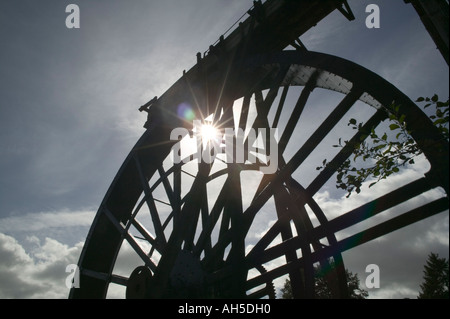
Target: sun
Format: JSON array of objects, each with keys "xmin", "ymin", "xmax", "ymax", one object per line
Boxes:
[{"xmin": 200, "ymin": 123, "xmax": 219, "ymax": 143}]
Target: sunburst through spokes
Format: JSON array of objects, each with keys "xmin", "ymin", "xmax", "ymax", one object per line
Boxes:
[{"xmin": 199, "ymin": 121, "xmax": 220, "ymax": 145}]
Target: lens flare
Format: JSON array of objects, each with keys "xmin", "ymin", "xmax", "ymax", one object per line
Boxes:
[
  {"xmin": 177, "ymin": 103, "xmax": 195, "ymax": 121},
  {"xmin": 200, "ymin": 123, "xmax": 219, "ymax": 142}
]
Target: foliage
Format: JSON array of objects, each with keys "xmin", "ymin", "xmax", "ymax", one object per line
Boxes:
[
  {"xmin": 280, "ymin": 277, "xmax": 293, "ymax": 299},
  {"xmin": 280, "ymin": 261, "xmax": 368, "ymax": 299},
  {"xmin": 317, "ymin": 95, "xmax": 449, "ymax": 197},
  {"xmin": 418, "ymin": 253, "xmax": 449, "ymax": 299}
]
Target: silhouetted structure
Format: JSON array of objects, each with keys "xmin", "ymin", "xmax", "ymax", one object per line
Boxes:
[
  {"xmin": 405, "ymin": 0, "xmax": 449, "ymax": 65},
  {"xmin": 70, "ymin": 0, "xmax": 449, "ymax": 299}
]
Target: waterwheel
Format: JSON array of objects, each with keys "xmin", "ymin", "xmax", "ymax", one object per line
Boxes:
[{"xmin": 69, "ymin": 1, "xmax": 448, "ymax": 299}]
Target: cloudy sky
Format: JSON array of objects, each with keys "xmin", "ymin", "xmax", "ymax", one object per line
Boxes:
[{"xmin": 0, "ymin": 0, "xmax": 448, "ymax": 299}]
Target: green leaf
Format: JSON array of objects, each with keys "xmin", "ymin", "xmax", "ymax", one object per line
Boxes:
[
  {"xmin": 431, "ymin": 94, "xmax": 439, "ymax": 102},
  {"xmin": 349, "ymin": 118, "xmax": 357, "ymax": 126},
  {"xmin": 389, "ymin": 124, "xmax": 400, "ymax": 130},
  {"xmin": 434, "ymin": 118, "xmax": 448, "ymax": 125},
  {"xmin": 383, "ymin": 145, "xmax": 392, "ymax": 155},
  {"xmin": 416, "ymin": 97, "xmax": 425, "ymax": 102}
]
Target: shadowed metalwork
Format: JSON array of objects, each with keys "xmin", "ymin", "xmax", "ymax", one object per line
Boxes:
[{"xmin": 70, "ymin": 0, "xmax": 448, "ymax": 299}]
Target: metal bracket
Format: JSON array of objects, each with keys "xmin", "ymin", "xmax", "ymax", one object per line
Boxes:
[
  {"xmin": 291, "ymin": 38, "xmax": 308, "ymax": 51},
  {"xmin": 336, "ymin": 0, "xmax": 355, "ymax": 21},
  {"xmin": 139, "ymin": 96, "xmax": 157, "ymax": 113},
  {"xmin": 248, "ymin": 0, "xmax": 265, "ymax": 23}
]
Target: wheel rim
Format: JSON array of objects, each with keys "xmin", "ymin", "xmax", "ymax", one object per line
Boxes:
[{"xmin": 70, "ymin": 50, "xmax": 448, "ymax": 299}]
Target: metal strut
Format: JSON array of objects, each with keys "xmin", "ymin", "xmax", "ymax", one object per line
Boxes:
[
  {"xmin": 405, "ymin": 0, "xmax": 449, "ymax": 65},
  {"xmin": 336, "ymin": 0, "xmax": 355, "ymax": 21}
]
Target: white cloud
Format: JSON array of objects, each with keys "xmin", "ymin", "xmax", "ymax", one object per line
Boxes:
[
  {"xmin": 0, "ymin": 233, "xmax": 82, "ymax": 299},
  {"xmin": 308, "ymin": 155, "xmax": 448, "ymax": 298},
  {"xmin": 0, "ymin": 209, "xmax": 94, "ymax": 233},
  {"xmin": 0, "ymin": 222, "xmax": 160, "ymax": 298},
  {"xmin": 313, "ymin": 155, "xmax": 435, "ymax": 221},
  {"xmin": 342, "ymin": 214, "xmax": 448, "ymax": 299},
  {"xmin": 368, "ymin": 283, "xmax": 419, "ymax": 299},
  {"xmin": 411, "ymin": 214, "xmax": 449, "ymax": 250}
]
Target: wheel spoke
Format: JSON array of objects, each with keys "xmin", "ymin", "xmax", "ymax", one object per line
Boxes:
[
  {"xmin": 313, "ymin": 177, "xmax": 438, "ymax": 239},
  {"xmin": 246, "ymin": 196, "xmax": 449, "ymax": 292},
  {"xmin": 247, "ymin": 179, "xmax": 445, "ymax": 268},
  {"xmin": 223, "ymin": 164, "xmax": 247, "ymax": 297},
  {"xmin": 252, "ymin": 65, "xmax": 291, "ymax": 131},
  {"xmin": 245, "ymin": 212, "xmax": 291, "ymax": 262},
  {"xmin": 285, "ymin": 177, "xmax": 349, "ymax": 297},
  {"xmin": 261, "ymin": 65, "xmax": 291, "ymax": 117},
  {"xmin": 131, "ymin": 218, "xmax": 163, "ymax": 255},
  {"xmin": 149, "ymin": 163, "xmax": 214, "ymax": 297},
  {"xmin": 103, "ymin": 208, "xmax": 157, "ymax": 272},
  {"xmin": 134, "ymin": 154, "xmax": 167, "ymax": 246},
  {"xmin": 182, "ymin": 175, "xmax": 205, "ymax": 251},
  {"xmin": 335, "ymin": 197, "xmax": 449, "ymax": 250},
  {"xmin": 306, "ymin": 109, "xmax": 387, "ymax": 195},
  {"xmin": 81, "ymin": 268, "xmax": 129, "ymax": 286},
  {"xmin": 272, "ymin": 85, "xmax": 289, "ymax": 128},
  {"xmin": 273, "ymin": 186, "xmax": 308, "ymax": 298},
  {"xmin": 192, "ymin": 181, "xmax": 227, "ymax": 258},
  {"xmin": 278, "ymin": 72, "xmax": 317, "ymax": 155},
  {"xmin": 110, "ymin": 274, "xmax": 129, "ymax": 287},
  {"xmin": 158, "ymin": 167, "xmax": 176, "ymax": 208},
  {"xmin": 284, "ymin": 88, "xmax": 363, "ymax": 174},
  {"xmin": 200, "ymin": 180, "xmax": 212, "ymax": 254},
  {"xmin": 238, "ymin": 94, "xmax": 251, "ymax": 130},
  {"xmin": 241, "ymin": 88, "xmax": 364, "ymax": 230}
]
